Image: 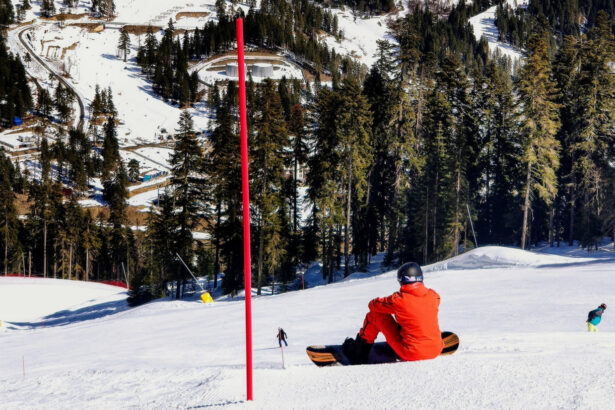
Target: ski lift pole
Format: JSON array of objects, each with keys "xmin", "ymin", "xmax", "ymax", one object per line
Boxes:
[
  {"xmin": 176, "ymin": 253, "xmax": 205, "ymax": 292},
  {"xmin": 466, "ymin": 204, "xmax": 478, "ymax": 248},
  {"xmin": 120, "ymin": 262, "xmax": 129, "ymax": 288},
  {"xmin": 236, "ymin": 16, "xmax": 254, "ymax": 402}
]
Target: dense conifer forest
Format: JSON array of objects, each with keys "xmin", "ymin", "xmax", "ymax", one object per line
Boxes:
[{"xmin": 3, "ymin": 0, "xmax": 615, "ymax": 304}]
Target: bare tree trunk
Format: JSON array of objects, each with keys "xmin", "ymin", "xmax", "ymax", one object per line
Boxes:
[
  {"xmin": 521, "ymin": 162, "xmax": 533, "ymax": 250},
  {"xmin": 293, "ymin": 157, "xmax": 298, "ymax": 233},
  {"xmin": 69, "ymin": 243, "xmax": 73, "ymax": 280},
  {"xmin": 126, "ymin": 241, "xmax": 130, "ymax": 286},
  {"xmin": 4, "ymin": 215, "xmax": 8, "ymax": 275},
  {"xmin": 548, "ymin": 207, "xmax": 555, "ymax": 247},
  {"xmin": 453, "ymin": 168, "xmax": 461, "ymax": 256},
  {"xmin": 568, "ymin": 182, "xmax": 575, "ymax": 246},
  {"xmin": 85, "ymin": 248, "xmax": 90, "ymax": 281},
  {"xmin": 433, "ymin": 172, "xmax": 438, "ymax": 253},
  {"xmin": 424, "ymin": 186, "xmax": 429, "ymax": 265},
  {"xmin": 53, "ymin": 243, "xmax": 57, "ymax": 279},
  {"xmin": 344, "ymin": 157, "xmax": 352, "ymax": 277},
  {"xmin": 414, "ymin": 67, "xmax": 424, "ymax": 137},
  {"xmin": 28, "ymin": 250, "xmax": 31, "ymax": 277},
  {"xmin": 257, "ymin": 217, "xmax": 264, "ymax": 295},
  {"xmin": 214, "ymin": 202, "xmax": 221, "ymax": 288},
  {"xmin": 43, "ymin": 220, "xmax": 47, "ymax": 278}
]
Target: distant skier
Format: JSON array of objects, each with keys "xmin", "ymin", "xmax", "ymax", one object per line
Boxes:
[
  {"xmin": 277, "ymin": 327, "xmax": 288, "ymax": 347},
  {"xmin": 587, "ymin": 303, "xmax": 607, "ymax": 332},
  {"xmin": 341, "ymin": 262, "xmax": 443, "ymax": 365}
]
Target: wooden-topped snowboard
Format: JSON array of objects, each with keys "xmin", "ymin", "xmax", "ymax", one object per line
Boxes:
[{"xmin": 306, "ymin": 331, "xmax": 459, "ymax": 367}]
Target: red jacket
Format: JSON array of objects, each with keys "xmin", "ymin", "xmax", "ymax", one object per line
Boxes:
[{"xmin": 368, "ymin": 282, "xmax": 443, "ymax": 360}]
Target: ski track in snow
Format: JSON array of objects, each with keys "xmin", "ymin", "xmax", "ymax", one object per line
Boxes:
[{"xmin": 2, "ymin": 245, "xmax": 615, "ymax": 408}]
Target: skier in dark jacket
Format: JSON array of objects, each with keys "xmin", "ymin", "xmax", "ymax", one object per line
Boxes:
[
  {"xmin": 587, "ymin": 303, "xmax": 607, "ymax": 332},
  {"xmin": 277, "ymin": 327, "xmax": 288, "ymax": 347}
]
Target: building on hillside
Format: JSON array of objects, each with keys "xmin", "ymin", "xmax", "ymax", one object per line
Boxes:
[{"xmin": 251, "ymin": 63, "xmax": 273, "ymax": 78}]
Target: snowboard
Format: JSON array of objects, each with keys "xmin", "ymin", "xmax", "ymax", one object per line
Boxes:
[{"xmin": 306, "ymin": 331, "xmax": 459, "ymax": 367}]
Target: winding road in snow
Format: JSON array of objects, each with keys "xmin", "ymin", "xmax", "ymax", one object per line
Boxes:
[{"xmin": 16, "ymin": 23, "xmax": 86, "ymax": 132}]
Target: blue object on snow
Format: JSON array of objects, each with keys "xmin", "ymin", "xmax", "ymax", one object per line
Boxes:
[{"xmin": 13, "ymin": 117, "xmax": 23, "ymax": 126}]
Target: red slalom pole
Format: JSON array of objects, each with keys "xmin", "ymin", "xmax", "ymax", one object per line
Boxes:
[{"xmin": 236, "ymin": 17, "xmax": 253, "ymax": 402}]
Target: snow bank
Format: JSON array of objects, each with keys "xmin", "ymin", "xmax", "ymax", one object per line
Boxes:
[
  {"xmin": 0, "ymin": 277, "xmax": 127, "ymax": 323},
  {"xmin": 425, "ymin": 245, "xmax": 593, "ymax": 271}
]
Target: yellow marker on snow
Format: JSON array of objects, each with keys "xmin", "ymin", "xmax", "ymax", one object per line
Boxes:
[{"xmin": 201, "ymin": 292, "xmax": 213, "ymax": 304}]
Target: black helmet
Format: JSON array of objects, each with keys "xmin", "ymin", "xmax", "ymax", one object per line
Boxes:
[
  {"xmin": 600, "ymin": 303, "xmax": 607, "ymax": 310},
  {"xmin": 397, "ymin": 262, "xmax": 423, "ymax": 285}
]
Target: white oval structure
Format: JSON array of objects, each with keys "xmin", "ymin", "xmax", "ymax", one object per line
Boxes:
[
  {"xmin": 225, "ymin": 63, "xmax": 238, "ymax": 77},
  {"xmin": 251, "ymin": 63, "xmax": 273, "ymax": 78}
]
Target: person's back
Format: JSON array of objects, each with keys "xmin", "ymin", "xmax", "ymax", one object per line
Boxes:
[
  {"xmin": 383, "ymin": 282, "xmax": 442, "ymax": 360},
  {"xmin": 343, "ymin": 262, "xmax": 443, "ymax": 364}
]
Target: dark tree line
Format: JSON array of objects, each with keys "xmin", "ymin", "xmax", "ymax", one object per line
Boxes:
[
  {"xmin": 4, "ymin": 2, "xmax": 615, "ymax": 302},
  {"xmin": 0, "ymin": 32, "xmax": 32, "ymax": 129}
]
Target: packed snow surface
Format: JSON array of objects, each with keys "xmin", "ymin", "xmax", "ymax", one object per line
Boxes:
[{"xmin": 2, "ymin": 245, "xmax": 614, "ymax": 408}]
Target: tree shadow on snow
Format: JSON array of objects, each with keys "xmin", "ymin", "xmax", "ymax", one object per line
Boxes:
[{"xmin": 10, "ymin": 298, "xmax": 130, "ymax": 329}]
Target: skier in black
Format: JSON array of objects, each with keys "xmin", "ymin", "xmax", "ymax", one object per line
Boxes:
[{"xmin": 277, "ymin": 327, "xmax": 288, "ymax": 347}]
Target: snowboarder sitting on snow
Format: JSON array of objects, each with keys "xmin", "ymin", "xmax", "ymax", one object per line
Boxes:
[
  {"xmin": 587, "ymin": 303, "xmax": 607, "ymax": 332},
  {"xmin": 277, "ymin": 327, "xmax": 288, "ymax": 347},
  {"xmin": 342, "ymin": 262, "xmax": 443, "ymax": 365}
]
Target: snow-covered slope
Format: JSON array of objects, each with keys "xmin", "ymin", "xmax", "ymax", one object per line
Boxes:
[
  {"xmin": 1, "ymin": 245, "xmax": 614, "ymax": 408},
  {"xmin": 469, "ymin": 0, "xmax": 528, "ymax": 62}
]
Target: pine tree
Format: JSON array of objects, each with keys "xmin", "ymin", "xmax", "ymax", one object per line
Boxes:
[
  {"xmin": 90, "ymin": 84, "xmax": 103, "ymax": 121},
  {"xmin": 54, "ymin": 83, "xmax": 73, "ymax": 124},
  {"xmin": 206, "ymin": 82, "xmax": 243, "ymax": 293},
  {"xmin": 102, "ymin": 162, "xmax": 128, "ymax": 279},
  {"xmin": 476, "ymin": 61, "xmax": 519, "ymax": 245},
  {"xmin": 101, "ymin": 117, "xmax": 120, "ymax": 179},
  {"xmin": 570, "ymin": 11, "xmax": 615, "ymax": 248},
  {"xmin": 516, "ymin": 31, "xmax": 561, "ymax": 249},
  {"xmin": 81, "ymin": 210, "xmax": 101, "ymax": 281},
  {"xmin": 37, "ymin": 88, "xmax": 53, "ymax": 118},
  {"xmin": 0, "ymin": 154, "xmax": 19, "ymax": 275},
  {"xmin": 251, "ymin": 79, "xmax": 289, "ymax": 294},
  {"xmin": 118, "ymin": 28, "xmax": 131, "ymax": 62},
  {"xmin": 127, "ymin": 159, "xmax": 140, "ymax": 182},
  {"xmin": 170, "ymin": 110, "xmax": 205, "ymax": 294}
]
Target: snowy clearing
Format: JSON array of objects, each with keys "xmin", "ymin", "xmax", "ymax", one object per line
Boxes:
[
  {"xmin": 1, "ymin": 244, "xmax": 614, "ymax": 409},
  {"xmin": 469, "ymin": 0, "xmax": 529, "ymax": 63}
]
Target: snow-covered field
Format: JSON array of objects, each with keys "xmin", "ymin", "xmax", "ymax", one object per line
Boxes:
[{"xmin": 1, "ymin": 245, "xmax": 614, "ymax": 409}]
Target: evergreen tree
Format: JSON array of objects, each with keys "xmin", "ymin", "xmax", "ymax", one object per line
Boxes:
[
  {"xmin": 206, "ymin": 82, "xmax": 243, "ymax": 293},
  {"xmin": 37, "ymin": 88, "xmax": 53, "ymax": 118},
  {"xmin": 251, "ymin": 79, "xmax": 289, "ymax": 294},
  {"xmin": 570, "ymin": 11, "xmax": 615, "ymax": 248},
  {"xmin": 54, "ymin": 83, "xmax": 73, "ymax": 124},
  {"xmin": 0, "ymin": 154, "xmax": 19, "ymax": 275},
  {"xmin": 101, "ymin": 117, "xmax": 120, "ymax": 179},
  {"xmin": 516, "ymin": 31, "xmax": 561, "ymax": 249},
  {"xmin": 81, "ymin": 210, "xmax": 101, "ymax": 281},
  {"xmin": 169, "ymin": 111, "xmax": 205, "ymax": 296},
  {"xmin": 127, "ymin": 159, "xmax": 140, "ymax": 182},
  {"xmin": 118, "ymin": 28, "xmax": 131, "ymax": 62}
]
